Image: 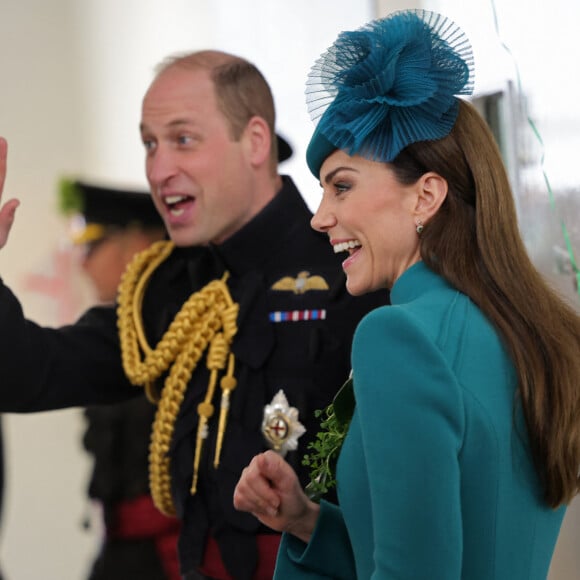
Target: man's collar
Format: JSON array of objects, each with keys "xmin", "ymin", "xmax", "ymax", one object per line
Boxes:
[{"xmin": 211, "ymin": 176, "xmax": 310, "ymax": 275}]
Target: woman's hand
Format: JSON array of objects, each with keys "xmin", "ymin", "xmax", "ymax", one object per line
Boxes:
[
  {"xmin": 0, "ymin": 138, "xmax": 20, "ymax": 250},
  {"xmin": 233, "ymin": 450, "xmax": 321, "ymax": 544}
]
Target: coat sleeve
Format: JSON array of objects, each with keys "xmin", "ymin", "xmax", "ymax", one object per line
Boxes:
[
  {"xmin": 0, "ymin": 278, "xmax": 138, "ymax": 411},
  {"xmin": 353, "ymin": 307, "xmax": 465, "ymax": 579},
  {"xmin": 274, "ymin": 500, "xmax": 356, "ymax": 580}
]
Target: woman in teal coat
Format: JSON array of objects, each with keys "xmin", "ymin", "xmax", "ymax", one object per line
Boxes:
[{"xmin": 234, "ymin": 9, "xmax": 580, "ymax": 579}]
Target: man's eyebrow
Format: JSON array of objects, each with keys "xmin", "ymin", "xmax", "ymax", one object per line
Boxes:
[{"xmin": 139, "ymin": 119, "xmax": 194, "ymax": 133}]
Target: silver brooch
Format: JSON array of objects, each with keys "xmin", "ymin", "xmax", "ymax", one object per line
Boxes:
[{"xmin": 262, "ymin": 389, "xmax": 306, "ymax": 456}]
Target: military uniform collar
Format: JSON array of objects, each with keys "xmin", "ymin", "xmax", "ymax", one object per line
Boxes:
[{"xmin": 210, "ymin": 176, "xmax": 308, "ymax": 276}]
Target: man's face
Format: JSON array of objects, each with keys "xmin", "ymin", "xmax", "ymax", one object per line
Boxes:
[{"xmin": 140, "ymin": 66, "xmax": 261, "ymax": 247}]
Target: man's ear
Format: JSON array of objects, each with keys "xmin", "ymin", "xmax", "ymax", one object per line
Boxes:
[
  {"xmin": 414, "ymin": 172, "xmax": 448, "ymax": 223},
  {"xmin": 243, "ymin": 116, "xmax": 271, "ymax": 167}
]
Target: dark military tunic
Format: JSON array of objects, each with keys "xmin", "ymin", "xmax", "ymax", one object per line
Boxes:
[
  {"xmin": 0, "ymin": 418, "xmax": 4, "ymax": 580},
  {"xmin": 0, "ymin": 177, "xmax": 387, "ymax": 579}
]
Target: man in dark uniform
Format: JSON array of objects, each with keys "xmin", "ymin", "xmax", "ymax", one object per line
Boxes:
[{"xmin": 0, "ymin": 50, "xmax": 388, "ymax": 579}]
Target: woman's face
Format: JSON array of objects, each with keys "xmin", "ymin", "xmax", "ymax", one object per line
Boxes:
[{"xmin": 311, "ymin": 150, "xmax": 422, "ymax": 295}]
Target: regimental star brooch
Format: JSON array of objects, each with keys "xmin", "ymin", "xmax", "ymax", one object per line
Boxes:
[{"xmin": 262, "ymin": 390, "xmax": 306, "ymax": 456}]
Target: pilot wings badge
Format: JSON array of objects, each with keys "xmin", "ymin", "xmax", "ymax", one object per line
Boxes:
[
  {"xmin": 271, "ymin": 271, "xmax": 329, "ymax": 294},
  {"xmin": 262, "ymin": 390, "xmax": 306, "ymax": 456}
]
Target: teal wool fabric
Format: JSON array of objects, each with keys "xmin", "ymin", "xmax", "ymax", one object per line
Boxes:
[{"xmin": 275, "ymin": 262, "xmax": 565, "ymax": 579}]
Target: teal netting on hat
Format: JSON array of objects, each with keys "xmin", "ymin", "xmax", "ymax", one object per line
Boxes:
[{"xmin": 305, "ymin": 9, "xmax": 475, "ymax": 168}]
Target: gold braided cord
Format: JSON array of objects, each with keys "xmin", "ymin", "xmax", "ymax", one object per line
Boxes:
[
  {"xmin": 116, "ymin": 240, "xmax": 239, "ymax": 516},
  {"xmin": 117, "ymin": 240, "xmax": 176, "ymax": 391}
]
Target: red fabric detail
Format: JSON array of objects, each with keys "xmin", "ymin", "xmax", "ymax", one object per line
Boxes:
[
  {"xmin": 108, "ymin": 494, "xmax": 180, "ymax": 539},
  {"xmin": 198, "ymin": 533, "xmax": 281, "ymax": 580},
  {"xmin": 107, "ymin": 494, "xmax": 181, "ymax": 580},
  {"xmin": 154, "ymin": 528, "xmax": 182, "ymax": 580}
]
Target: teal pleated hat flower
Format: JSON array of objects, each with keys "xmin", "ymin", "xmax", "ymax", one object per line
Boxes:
[{"xmin": 305, "ymin": 9, "xmax": 475, "ymax": 176}]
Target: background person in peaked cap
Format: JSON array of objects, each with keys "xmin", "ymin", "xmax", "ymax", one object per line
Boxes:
[
  {"xmin": 61, "ymin": 180, "xmax": 168, "ymax": 304},
  {"xmin": 60, "ymin": 178, "xmax": 178, "ymax": 580}
]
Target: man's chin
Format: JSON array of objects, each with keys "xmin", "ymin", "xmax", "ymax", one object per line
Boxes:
[{"xmin": 168, "ymin": 229, "xmax": 204, "ymax": 248}]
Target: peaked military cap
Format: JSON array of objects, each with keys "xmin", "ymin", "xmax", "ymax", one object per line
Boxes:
[{"xmin": 58, "ymin": 179, "xmax": 164, "ymax": 245}]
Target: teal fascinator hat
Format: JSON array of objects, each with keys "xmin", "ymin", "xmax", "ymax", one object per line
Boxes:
[{"xmin": 305, "ymin": 10, "xmax": 475, "ymax": 177}]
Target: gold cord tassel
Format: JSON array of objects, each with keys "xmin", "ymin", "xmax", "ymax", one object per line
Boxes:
[
  {"xmin": 190, "ymin": 333, "xmax": 224, "ymax": 494},
  {"xmin": 214, "ymin": 353, "xmax": 237, "ymax": 468},
  {"xmin": 191, "ymin": 296, "xmax": 238, "ymax": 493}
]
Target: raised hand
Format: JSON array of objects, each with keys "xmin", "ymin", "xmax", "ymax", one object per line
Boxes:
[
  {"xmin": 0, "ymin": 138, "xmax": 20, "ymax": 250},
  {"xmin": 233, "ymin": 450, "xmax": 320, "ymax": 543}
]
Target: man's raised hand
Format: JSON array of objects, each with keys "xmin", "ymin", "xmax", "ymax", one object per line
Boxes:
[{"xmin": 0, "ymin": 138, "xmax": 20, "ymax": 250}]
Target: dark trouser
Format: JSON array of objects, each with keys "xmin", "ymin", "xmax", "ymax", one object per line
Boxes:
[
  {"xmin": 182, "ymin": 573, "xmax": 216, "ymax": 580},
  {"xmin": 87, "ymin": 538, "xmax": 168, "ymax": 580}
]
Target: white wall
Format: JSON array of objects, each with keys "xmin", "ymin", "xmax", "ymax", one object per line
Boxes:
[{"xmin": 0, "ymin": 1, "xmax": 95, "ymax": 578}]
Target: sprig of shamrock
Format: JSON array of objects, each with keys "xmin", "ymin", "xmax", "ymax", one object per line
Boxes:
[{"xmin": 302, "ymin": 398, "xmax": 351, "ymax": 502}]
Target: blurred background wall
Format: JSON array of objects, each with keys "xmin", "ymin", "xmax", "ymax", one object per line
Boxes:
[{"xmin": 0, "ymin": 0, "xmax": 579, "ymax": 578}]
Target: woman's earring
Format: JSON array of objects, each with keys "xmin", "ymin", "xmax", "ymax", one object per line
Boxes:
[{"xmin": 416, "ymin": 220, "xmax": 424, "ymax": 235}]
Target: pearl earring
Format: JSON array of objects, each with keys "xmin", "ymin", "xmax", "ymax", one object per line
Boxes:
[{"xmin": 416, "ymin": 220, "xmax": 424, "ymax": 235}]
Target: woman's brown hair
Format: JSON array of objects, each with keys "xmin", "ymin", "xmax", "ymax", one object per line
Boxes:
[{"xmin": 392, "ymin": 98, "xmax": 580, "ymax": 508}]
